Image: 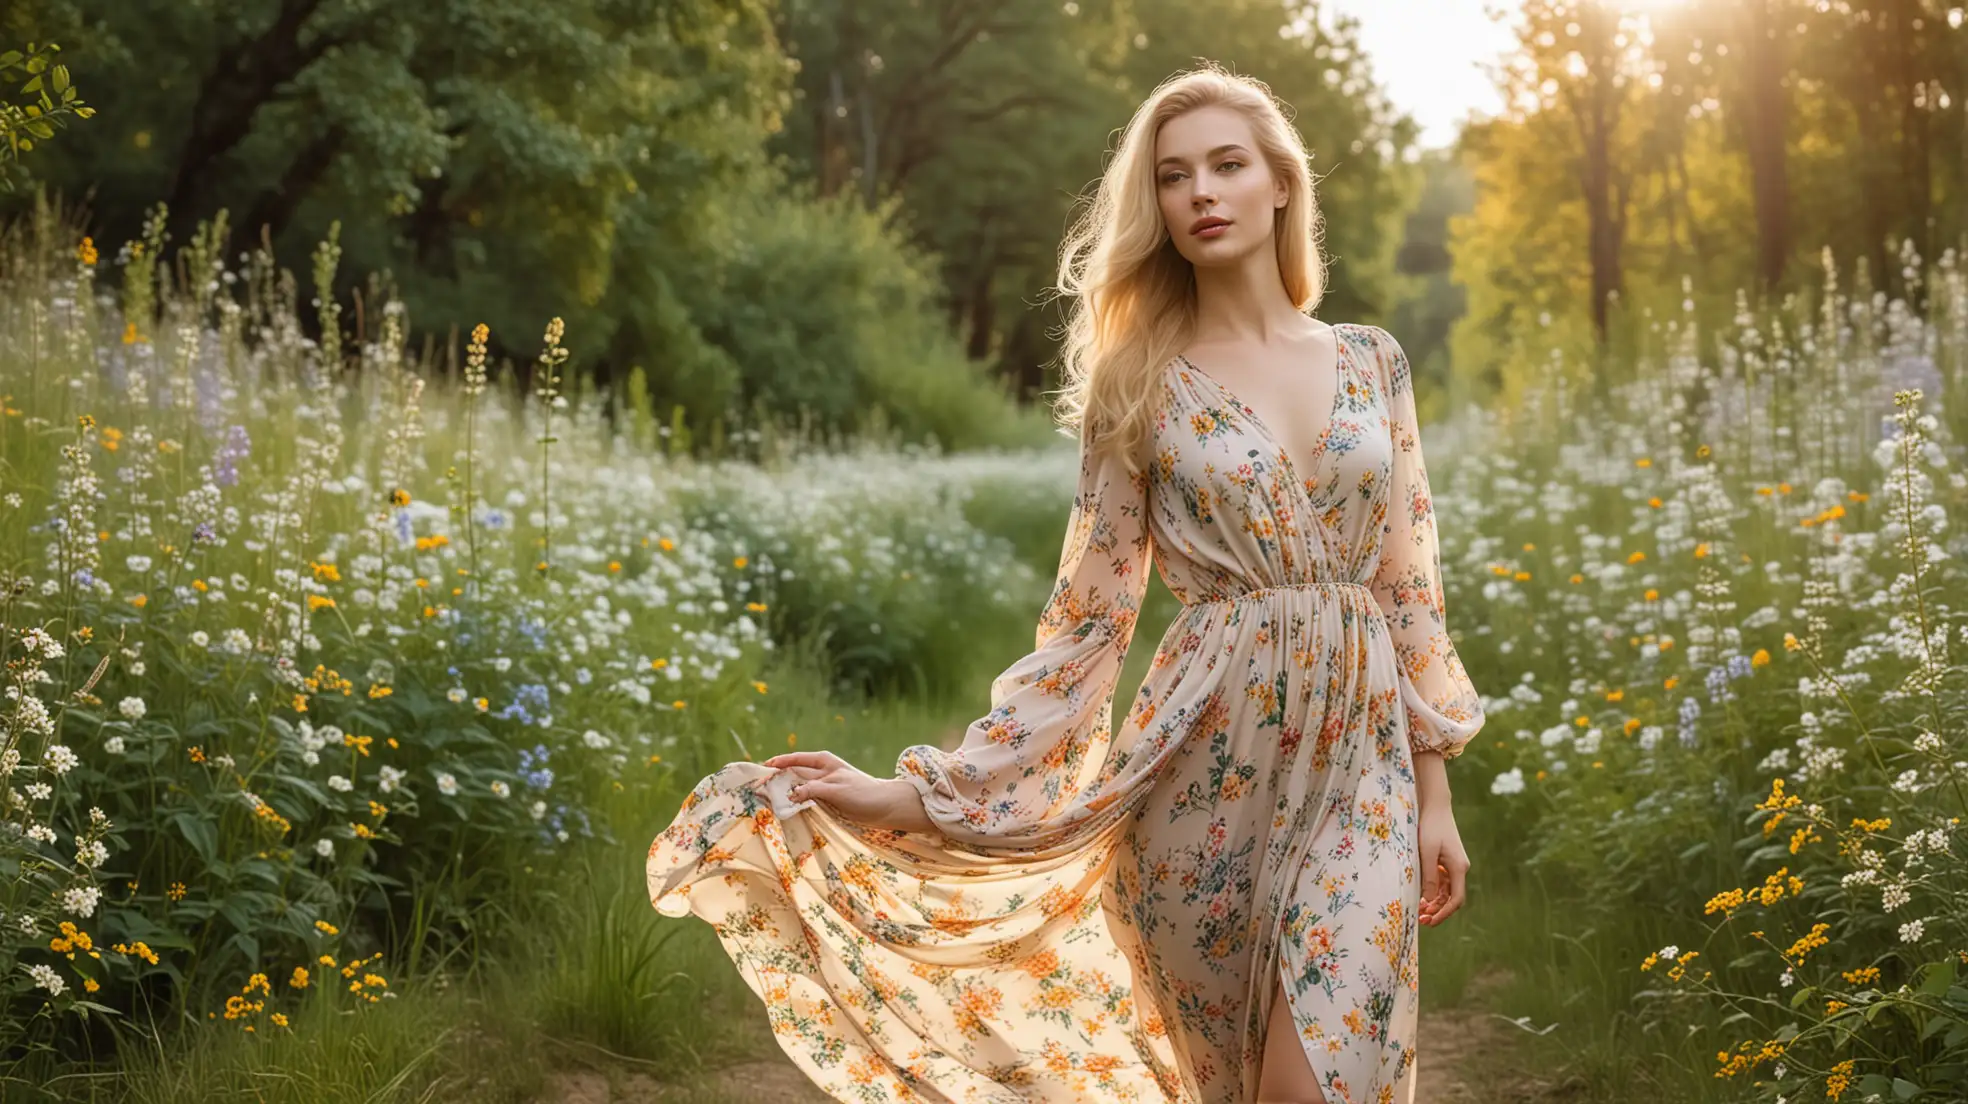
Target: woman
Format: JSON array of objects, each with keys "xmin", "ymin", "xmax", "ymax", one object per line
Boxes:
[{"xmin": 648, "ymin": 63, "xmax": 1485, "ymax": 1104}]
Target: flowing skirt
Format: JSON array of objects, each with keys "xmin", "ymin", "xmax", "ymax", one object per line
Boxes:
[{"xmin": 647, "ymin": 582, "xmax": 1424, "ymax": 1104}]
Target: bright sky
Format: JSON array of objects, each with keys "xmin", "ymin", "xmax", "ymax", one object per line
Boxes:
[{"xmin": 1321, "ymin": 0, "xmax": 1521, "ymax": 151}]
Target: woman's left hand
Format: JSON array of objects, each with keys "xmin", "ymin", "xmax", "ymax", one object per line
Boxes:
[{"xmin": 1417, "ymin": 802, "xmax": 1468, "ymax": 927}]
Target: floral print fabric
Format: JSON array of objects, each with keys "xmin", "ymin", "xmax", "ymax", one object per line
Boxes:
[{"xmin": 648, "ymin": 323, "xmax": 1486, "ymax": 1104}]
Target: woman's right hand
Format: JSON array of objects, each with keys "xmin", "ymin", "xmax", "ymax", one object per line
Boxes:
[{"xmin": 762, "ymin": 750, "xmax": 941, "ymax": 836}]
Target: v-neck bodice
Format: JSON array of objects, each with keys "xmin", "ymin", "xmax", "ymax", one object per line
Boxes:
[
  {"xmin": 1173, "ymin": 322, "xmax": 1357, "ymax": 508},
  {"xmin": 1154, "ymin": 321, "xmax": 1395, "ymax": 600}
]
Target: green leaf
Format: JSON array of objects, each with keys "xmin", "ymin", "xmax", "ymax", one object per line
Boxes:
[
  {"xmin": 1917, "ymin": 958, "xmax": 1956, "ymax": 997},
  {"xmin": 226, "ymin": 931, "xmax": 260, "ymax": 965},
  {"xmin": 52, "ymin": 65, "xmax": 68, "ymax": 93},
  {"xmin": 173, "ymin": 810, "xmax": 218, "ymax": 863},
  {"xmin": 1892, "ymin": 1078, "xmax": 1920, "ymax": 1100},
  {"xmin": 1789, "ymin": 985, "xmax": 1818, "ymax": 1009}
]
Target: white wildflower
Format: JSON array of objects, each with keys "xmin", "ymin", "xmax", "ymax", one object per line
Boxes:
[
  {"xmin": 118, "ymin": 697, "xmax": 146, "ymax": 721},
  {"xmin": 1881, "ymin": 880, "xmax": 1911, "ymax": 912},
  {"xmin": 28, "ymin": 963, "xmax": 65, "ymax": 996},
  {"xmin": 20, "ymin": 627, "xmax": 63, "ymax": 659},
  {"xmin": 61, "ymin": 885, "xmax": 102, "ymax": 917}
]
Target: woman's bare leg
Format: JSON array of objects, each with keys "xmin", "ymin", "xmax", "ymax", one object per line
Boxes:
[{"xmin": 1255, "ymin": 971, "xmax": 1327, "ymax": 1103}]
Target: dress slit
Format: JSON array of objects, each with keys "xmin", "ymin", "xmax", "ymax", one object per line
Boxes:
[{"xmin": 1272, "ymin": 858, "xmax": 1331, "ymax": 1104}]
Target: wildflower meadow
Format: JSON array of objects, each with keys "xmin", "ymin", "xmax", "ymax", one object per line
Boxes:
[
  {"xmin": 0, "ymin": 196, "xmax": 1085, "ymax": 1100},
  {"xmin": 1422, "ymin": 248, "xmax": 1968, "ymax": 1102},
  {"xmin": 6, "ymin": 188, "xmax": 1965, "ymax": 1102}
]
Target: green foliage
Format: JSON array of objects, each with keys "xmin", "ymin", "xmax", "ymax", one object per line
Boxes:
[
  {"xmin": 6, "ymin": 0, "xmax": 1432, "ymax": 448},
  {"xmin": 0, "ymin": 42, "xmax": 95, "ymax": 193}
]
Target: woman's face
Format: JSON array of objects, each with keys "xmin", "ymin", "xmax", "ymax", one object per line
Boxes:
[{"xmin": 1154, "ymin": 105, "xmax": 1287, "ymax": 268}]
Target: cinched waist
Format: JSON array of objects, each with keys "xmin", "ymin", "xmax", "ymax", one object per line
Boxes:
[{"xmin": 1183, "ymin": 580, "xmax": 1377, "ymax": 608}]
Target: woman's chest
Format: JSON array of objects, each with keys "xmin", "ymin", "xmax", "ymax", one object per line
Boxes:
[{"xmin": 1154, "ymin": 361, "xmax": 1394, "ymax": 524}]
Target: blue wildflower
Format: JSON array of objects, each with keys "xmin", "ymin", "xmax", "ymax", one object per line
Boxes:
[{"xmin": 212, "ymin": 424, "xmax": 250, "ymax": 487}]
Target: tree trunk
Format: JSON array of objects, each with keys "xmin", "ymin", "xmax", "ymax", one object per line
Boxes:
[
  {"xmin": 237, "ymin": 122, "xmax": 346, "ymax": 247},
  {"xmin": 164, "ymin": 0, "xmax": 352, "ymax": 225},
  {"xmin": 1739, "ymin": 0, "xmax": 1792, "ymax": 292}
]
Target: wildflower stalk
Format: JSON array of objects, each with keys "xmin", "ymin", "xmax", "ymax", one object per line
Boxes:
[
  {"xmin": 1785, "ymin": 635, "xmax": 1896, "ymax": 783},
  {"xmin": 1889, "ymin": 390, "xmax": 1949, "ymax": 740},
  {"xmin": 313, "ymin": 222, "xmax": 343, "ymax": 377},
  {"xmin": 462, "ymin": 323, "xmax": 489, "ymax": 599},
  {"xmin": 534, "ymin": 318, "xmax": 568, "ymax": 581}
]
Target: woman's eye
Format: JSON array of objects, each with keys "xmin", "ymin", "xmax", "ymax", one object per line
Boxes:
[{"xmin": 1162, "ymin": 161, "xmax": 1240, "ymax": 185}]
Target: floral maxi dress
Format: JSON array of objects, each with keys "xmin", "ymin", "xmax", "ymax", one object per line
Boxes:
[{"xmin": 647, "ymin": 323, "xmax": 1486, "ymax": 1104}]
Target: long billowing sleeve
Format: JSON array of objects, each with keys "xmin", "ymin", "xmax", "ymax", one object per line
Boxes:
[
  {"xmin": 1364, "ymin": 326, "xmax": 1486, "ymax": 762},
  {"xmin": 894, "ymin": 428, "xmax": 1154, "ymax": 850}
]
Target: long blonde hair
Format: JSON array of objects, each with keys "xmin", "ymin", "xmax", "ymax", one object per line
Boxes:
[{"xmin": 1046, "ymin": 63, "xmax": 1330, "ymax": 475}]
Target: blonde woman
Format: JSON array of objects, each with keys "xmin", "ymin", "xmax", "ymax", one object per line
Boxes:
[{"xmin": 649, "ymin": 62, "xmax": 1485, "ymax": 1104}]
